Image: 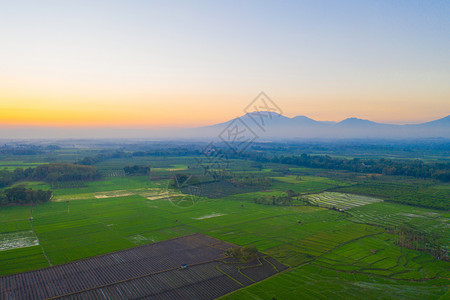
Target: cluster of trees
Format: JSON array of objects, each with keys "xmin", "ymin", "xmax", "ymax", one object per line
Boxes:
[
  {"xmin": 0, "ymin": 163, "xmax": 101, "ymax": 188},
  {"xmin": 0, "ymin": 168, "xmax": 34, "ymax": 187},
  {"xmin": 395, "ymin": 224, "xmax": 447, "ymax": 260},
  {"xmin": 226, "ymin": 245, "xmax": 259, "ymax": 262},
  {"xmin": 254, "ymin": 190, "xmax": 298, "ymax": 206},
  {"xmin": 34, "ymin": 164, "xmax": 101, "ymax": 183},
  {"xmin": 0, "ymin": 187, "xmax": 52, "ymax": 206},
  {"xmin": 123, "ymin": 165, "xmax": 150, "ymax": 175}
]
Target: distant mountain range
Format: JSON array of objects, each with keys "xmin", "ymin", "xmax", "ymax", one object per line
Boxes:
[
  {"xmin": 0, "ymin": 113, "xmax": 449, "ymax": 140},
  {"xmin": 194, "ymin": 112, "xmax": 450, "ymax": 140}
]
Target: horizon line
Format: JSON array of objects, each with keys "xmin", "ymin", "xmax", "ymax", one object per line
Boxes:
[{"xmin": 0, "ymin": 113, "xmax": 448, "ymax": 129}]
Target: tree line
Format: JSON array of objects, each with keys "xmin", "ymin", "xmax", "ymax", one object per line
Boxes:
[
  {"xmin": 0, "ymin": 163, "xmax": 101, "ymax": 188},
  {"xmin": 243, "ymin": 153, "xmax": 450, "ymax": 182},
  {"xmin": 0, "ymin": 187, "xmax": 52, "ymax": 206}
]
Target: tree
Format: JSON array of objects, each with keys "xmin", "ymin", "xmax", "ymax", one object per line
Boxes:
[
  {"xmin": 0, "ymin": 187, "xmax": 52, "ymax": 206},
  {"xmin": 226, "ymin": 245, "xmax": 259, "ymax": 262},
  {"xmin": 123, "ymin": 165, "xmax": 150, "ymax": 176}
]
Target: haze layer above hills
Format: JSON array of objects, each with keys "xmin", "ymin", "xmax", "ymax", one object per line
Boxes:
[{"xmin": 1, "ymin": 113, "xmax": 449, "ymax": 140}]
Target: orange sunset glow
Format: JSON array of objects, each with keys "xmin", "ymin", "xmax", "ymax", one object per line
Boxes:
[{"xmin": 0, "ymin": 1, "xmax": 449, "ymax": 131}]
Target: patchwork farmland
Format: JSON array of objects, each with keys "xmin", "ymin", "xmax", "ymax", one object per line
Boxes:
[
  {"xmin": 1, "ymin": 150, "xmax": 449, "ymax": 299},
  {"xmin": 0, "ymin": 233, "xmax": 287, "ymax": 300}
]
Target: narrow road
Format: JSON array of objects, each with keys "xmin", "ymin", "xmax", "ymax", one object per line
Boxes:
[{"xmin": 29, "ymin": 204, "xmax": 53, "ymax": 267}]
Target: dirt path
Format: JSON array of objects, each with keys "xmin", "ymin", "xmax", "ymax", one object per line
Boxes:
[{"xmin": 29, "ymin": 204, "xmax": 53, "ymax": 267}]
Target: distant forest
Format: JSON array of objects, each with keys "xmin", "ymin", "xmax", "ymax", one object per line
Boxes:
[
  {"xmin": 0, "ymin": 144, "xmax": 60, "ymax": 155},
  {"xmin": 78, "ymin": 149, "xmax": 450, "ymax": 182},
  {"xmin": 0, "ymin": 163, "xmax": 101, "ymax": 188},
  {"xmin": 267, "ymin": 154, "xmax": 450, "ymax": 182}
]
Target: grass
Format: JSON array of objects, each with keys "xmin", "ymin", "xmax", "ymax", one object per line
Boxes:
[
  {"xmin": 0, "ymin": 161, "xmax": 46, "ymax": 170},
  {"xmin": 11, "ymin": 181, "xmax": 51, "ymax": 190},
  {"xmin": 315, "ymin": 233, "xmax": 449, "ymax": 279},
  {"xmin": 0, "ymin": 246, "xmax": 49, "ymax": 275},
  {"xmin": 52, "ymin": 176, "xmax": 160, "ymax": 197},
  {"xmin": 0, "ymin": 205, "xmax": 31, "ymax": 222},
  {"xmin": 271, "ymin": 175, "xmax": 350, "ymax": 194},
  {"xmin": 347, "ymin": 202, "xmax": 449, "ymax": 248},
  {"xmin": 333, "ymin": 180, "xmax": 450, "ymax": 210},
  {"xmin": 221, "ymin": 263, "xmax": 448, "ymax": 300}
]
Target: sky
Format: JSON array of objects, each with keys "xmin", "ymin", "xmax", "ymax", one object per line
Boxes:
[{"xmin": 0, "ymin": 0, "xmax": 449, "ymax": 129}]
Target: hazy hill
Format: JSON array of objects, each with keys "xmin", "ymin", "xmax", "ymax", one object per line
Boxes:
[
  {"xmin": 0, "ymin": 113, "xmax": 448, "ymax": 140},
  {"xmin": 196, "ymin": 112, "xmax": 450, "ymax": 140}
]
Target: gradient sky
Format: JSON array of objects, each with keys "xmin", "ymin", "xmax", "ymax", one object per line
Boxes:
[{"xmin": 1, "ymin": 0, "xmax": 449, "ymax": 128}]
